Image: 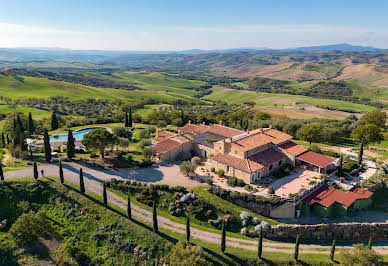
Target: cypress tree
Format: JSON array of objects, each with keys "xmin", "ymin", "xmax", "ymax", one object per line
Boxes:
[
  {"xmin": 367, "ymin": 236, "xmax": 373, "ymax": 250},
  {"xmin": 294, "ymin": 235, "xmax": 300, "ymax": 261},
  {"xmin": 153, "ymin": 201, "xmax": 158, "ymax": 233},
  {"xmin": 51, "ymin": 112, "xmax": 58, "ymax": 130},
  {"xmin": 186, "ymin": 216, "xmax": 190, "ymax": 243},
  {"xmin": 358, "ymin": 140, "xmax": 364, "ymax": 165},
  {"xmin": 16, "ymin": 115, "xmax": 24, "ymax": 132},
  {"xmin": 6, "ymin": 134, "xmax": 10, "ymax": 145},
  {"xmin": 338, "ymin": 153, "xmax": 343, "ymax": 176},
  {"xmin": 33, "ymin": 162, "xmax": 38, "ymax": 180},
  {"xmin": 59, "ymin": 161, "xmax": 64, "ymax": 184},
  {"xmin": 28, "ymin": 112, "xmax": 35, "ymax": 135},
  {"xmin": 129, "ymin": 108, "xmax": 133, "ymax": 128},
  {"xmin": 127, "ymin": 196, "xmax": 131, "ymax": 219},
  {"xmin": 125, "ymin": 111, "xmax": 129, "ymax": 127},
  {"xmin": 180, "ymin": 110, "xmax": 184, "ymax": 124},
  {"xmin": 103, "ymin": 181, "xmax": 107, "ymax": 207},
  {"xmin": 13, "ymin": 118, "xmax": 16, "ymax": 132},
  {"xmin": 79, "ymin": 168, "xmax": 85, "ymax": 194},
  {"xmin": 0, "ymin": 163, "xmax": 4, "ymax": 181},
  {"xmin": 43, "ymin": 129, "xmax": 51, "ymax": 162},
  {"xmin": 1, "ymin": 133, "xmax": 5, "ymax": 148},
  {"xmin": 67, "ymin": 130, "xmax": 75, "ymax": 159},
  {"xmin": 330, "ymin": 240, "xmax": 336, "ymax": 261},
  {"xmin": 221, "ymin": 219, "xmax": 226, "ymax": 253},
  {"xmin": 258, "ymin": 226, "xmax": 263, "ymax": 259}
]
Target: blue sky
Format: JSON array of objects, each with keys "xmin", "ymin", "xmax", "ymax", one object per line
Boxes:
[{"xmin": 1, "ymin": 0, "xmax": 387, "ymax": 50}]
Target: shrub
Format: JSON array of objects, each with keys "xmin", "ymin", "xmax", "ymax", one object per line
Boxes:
[
  {"xmin": 157, "ymin": 120, "xmax": 167, "ymax": 128},
  {"xmin": 339, "ymin": 243, "xmax": 383, "ymax": 266},
  {"xmin": 227, "ymin": 176, "xmax": 245, "ymax": 187},
  {"xmin": 210, "ymin": 167, "xmax": 215, "ymax": 173},
  {"xmin": 170, "ymin": 242, "xmax": 207, "ymax": 266},
  {"xmin": 172, "ymin": 118, "xmax": 183, "ymax": 127},
  {"xmin": 310, "ymin": 144, "xmax": 322, "ymax": 154},
  {"xmin": 191, "ymin": 156, "xmax": 201, "ymax": 166},
  {"xmin": 148, "ymin": 126, "xmax": 157, "ymax": 134},
  {"xmin": 113, "ymin": 126, "xmax": 131, "ymax": 138},
  {"xmin": 135, "ymin": 188, "xmax": 155, "ymax": 206},
  {"xmin": 255, "ymin": 221, "xmax": 271, "ymax": 232},
  {"xmin": 187, "ymin": 198, "xmax": 212, "ymax": 220},
  {"xmin": 9, "ymin": 211, "xmax": 53, "ymax": 245},
  {"xmin": 240, "ymin": 211, "xmax": 251, "ymax": 226},
  {"xmin": 241, "ymin": 227, "xmax": 248, "ymax": 235},
  {"xmin": 267, "ymin": 187, "xmax": 275, "ymax": 194},
  {"xmin": 180, "ymin": 161, "xmax": 196, "ymax": 176},
  {"xmin": 139, "ymin": 139, "xmax": 152, "ymax": 149},
  {"xmin": 308, "ymin": 180, "xmax": 317, "ymax": 185},
  {"xmin": 139, "ymin": 128, "xmax": 150, "ymax": 140},
  {"xmin": 244, "ymin": 185, "xmax": 257, "ymax": 192},
  {"xmin": 252, "ymin": 217, "xmax": 260, "ymax": 225},
  {"xmin": 319, "ymin": 174, "xmax": 328, "ymax": 179},
  {"xmin": 216, "ymin": 169, "xmax": 225, "ymax": 177},
  {"xmin": 206, "ymin": 178, "xmax": 213, "ymax": 185},
  {"xmin": 118, "ymin": 137, "xmax": 130, "ymax": 147}
]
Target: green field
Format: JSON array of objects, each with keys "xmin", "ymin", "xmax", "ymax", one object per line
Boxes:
[
  {"xmin": 0, "ymin": 105, "xmax": 51, "ymax": 119},
  {"xmin": 205, "ymin": 86, "xmax": 375, "ymax": 112},
  {"xmin": 0, "ymin": 73, "xmax": 204, "ymax": 103}
]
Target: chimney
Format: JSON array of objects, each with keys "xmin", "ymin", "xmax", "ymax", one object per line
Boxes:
[
  {"xmin": 202, "ymin": 121, "xmax": 205, "ymax": 125},
  {"xmin": 228, "ymin": 137, "xmax": 232, "ymax": 142},
  {"xmin": 260, "ymin": 128, "xmax": 263, "ymax": 133},
  {"xmin": 219, "ymin": 120, "xmax": 223, "ymax": 126},
  {"xmin": 269, "ymin": 124, "xmax": 272, "ymax": 129},
  {"xmin": 188, "ymin": 120, "xmax": 191, "ymax": 124}
]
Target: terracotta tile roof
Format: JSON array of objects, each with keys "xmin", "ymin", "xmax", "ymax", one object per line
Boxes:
[
  {"xmin": 303, "ymin": 185, "xmax": 373, "ymax": 208},
  {"xmin": 262, "ymin": 129, "xmax": 293, "ymax": 144},
  {"xmin": 279, "ymin": 141, "xmax": 308, "ymax": 157},
  {"xmin": 180, "ymin": 123, "xmax": 209, "ymax": 135},
  {"xmin": 155, "ymin": 130, "xmax": 176, "ymax": 143},
  {"xmin": 247, "ymin": 148, "xmax": 286, "ymax": 168},
  {"xmin": 349, "ymin": 187, "xmax": 374, "ymax": 199},
  {"xmin": 154, "ymin": 138, "xmax": 182, "ymax": 154},
  {"xmin": 212, "ymin": 153, "xmax": 251, "ymax": 173},
  {"xmin": 232, "ymin": 133, "xmax": 274, "ymax": 150},
  {"xmin": 296, "ymin": 151, "xmax": 335, "ymax": 168},
  {"xmin": 171, "ymin": 134, "xmax": 192, "ymax": 144},
  {"xmin": 206, "ymin": 124, "xmax": 244, "ymax": 138}
]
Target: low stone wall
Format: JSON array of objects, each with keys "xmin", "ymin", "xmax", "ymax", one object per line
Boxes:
[
  {"xmin": 367, "ymin": 181, "xmax": 387, "ymax": 192},
  {"xmin": 265, "ymin": 222, "xmax": 388, "ymax": 240}
]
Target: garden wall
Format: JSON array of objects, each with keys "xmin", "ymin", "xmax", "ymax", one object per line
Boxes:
[{"xmin": 265, "ymin": 222, "xmax": 388, "ymax": 240}]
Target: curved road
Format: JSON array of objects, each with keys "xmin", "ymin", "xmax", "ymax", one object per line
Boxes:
[{"xmin": 4, "ymin": 162, "xmax": 388, "ymax": 254}]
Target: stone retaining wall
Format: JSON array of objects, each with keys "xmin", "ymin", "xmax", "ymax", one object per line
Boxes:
[{"xmin": 265, "ymin": 222, "xmax": 388, "ymax": 240}]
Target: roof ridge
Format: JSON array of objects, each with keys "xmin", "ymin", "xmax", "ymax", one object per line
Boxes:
[{"xmin": 246, "ymin": 158, "xmax": 252, "ymax": 173}]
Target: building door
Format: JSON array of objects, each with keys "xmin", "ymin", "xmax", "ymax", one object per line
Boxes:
[
  {"xmin": 201, "ymin": 150, "xmax": 206, "ymax": 158},
  {"xmin": 256, "ymin": 171, "xmax": 260, "ymax": 181},
  {"xmin": 251, "ymin": 173, "xmax": 255, "ymax": 184}
]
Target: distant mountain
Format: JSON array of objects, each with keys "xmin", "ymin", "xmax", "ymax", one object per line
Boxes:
[{"xmin": 290, "ymin": 43, "xmax": 382, "ymax": 52}]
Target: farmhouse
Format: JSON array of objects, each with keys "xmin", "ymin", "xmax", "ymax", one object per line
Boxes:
[
  {"xmin": 154, "ymin": 122, "xmax": 335, "ymax": 184},
  {"xmin": 302, "ymin": 185, "xmax": 373, "ymax": 217}
]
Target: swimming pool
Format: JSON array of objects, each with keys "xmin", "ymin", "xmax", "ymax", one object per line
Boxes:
[{"xmin": 50, "ymin": 127, "xmax": 102, "ymax": 141}]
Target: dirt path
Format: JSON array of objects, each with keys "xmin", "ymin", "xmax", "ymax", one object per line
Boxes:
[{"xmin": 5, "ymin": 163, "xmax": 388, "ymax": 254}]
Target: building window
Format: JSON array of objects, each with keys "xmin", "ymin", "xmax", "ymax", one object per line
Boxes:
[{"xmin": 269, "ymin": 165, "xmax": 273, "ymax": 171}]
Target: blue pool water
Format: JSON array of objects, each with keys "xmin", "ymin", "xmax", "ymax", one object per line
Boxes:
[{"xmin": 50, "ymin": 128, "xmax": 101, "ymax": 141}]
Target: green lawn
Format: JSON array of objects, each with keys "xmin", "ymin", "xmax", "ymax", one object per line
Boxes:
[{"xmin": 0, "ymin": 105, "xmax": 51, "ymax": 119}]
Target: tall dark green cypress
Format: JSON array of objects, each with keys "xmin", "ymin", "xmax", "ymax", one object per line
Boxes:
[
  {"xmin": 79, "ymin": 168, "xmax": 85, "ymax": 194},
  {"xmin": 330, "ymin": 240, "xmax": 336, "ymax": 261},
  {"xmin": 258, "ymin": 226, "xmax": 263, "ymax": 259},
  {"xmin": 294, "ymin": 235, "xmax": 300, "ymax": 261},
  {"xmin": 28, "ymin": 112, "xmax": 35, "ymax": 135},
  {"xmin": 43, "ymin": 129, "xmax": 51, "ymax": 163},
  {"xmin": 127, "ymin": 196, "xmax": 131, "ymax": 219},
  {"xmin": 367, "ymin": 236, "xmax": 373, "ymax": 250},
  {"xmin": 186, "ymin": 216, "xmax": 190, "ymax": 243},
  {"xmin": 51, "ymin": 112, "xmax": 58, "ymax": 130},
  {"xmin": 338, "ymin": 153, "xmax": 343, "ymax": 176},
  {"xmin": 6, "ymin": 134, "xmax": 10, "ymax": 145},
  {"xmin": 125, "ymin": 111, "xmax": 129, "ymax": 127},
  {"xmin": 153, "ymin": 201, "xmax": 158, "ymax": 233},
  {"xmin": 180, "ymin": 110, "xmax": 184, "ymax": 124},
  {"xmin": 358, "ymin": 140, "xmax": 364, "ymax": 165},
  {"xmin": 1, "ymin": 133, "xmax": 5, "ymax": 148},
  {"xmin": 33, "ymin": 162, "xmax": 38, "ymax": 180},
  {"xmin": 129, "ymin": 108, "xmax": 133, "ymax": 128},
  {"xmin": 59, "ymin": 161, "xmax": 64, "ymax": 184},
  {"xmin": 67, "ymin": 130, "xmax": 75, "ymax": 159},
  {"xmin": 0, "ymin": 163, "xmax": 4, "ymax": 181},
  {"xmin": 16, "ymin": 115, "xmax": 24, "ymax": 132},
  {"xmin": 221, "ymin": 219, "xmax": 226, "ymax": 253},
  {"xmin": 103, "ymin": 181, "xmax": 108, "ymax": 207}
]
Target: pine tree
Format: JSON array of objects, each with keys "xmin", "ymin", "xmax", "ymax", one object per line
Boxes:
[
  {"xmin": 294, "ymin": 235, "xmax": 300, "ymax": 261},
  {"xmin": 59, "ymin": 161, "xmax": 64, "ymax": 184},
  {"xmin": 79, "ymin": 168, "xmax": 85, "ymax": 194},
  {"xmin": 51, "ymin": 112, "xmax": 59, "ymax": 130},
  {"xmin": 127, "ymin": 196, "xmax": 131, "ymax": 219},
  {"xmin": 153, "ymin": 201, "xmax": 158, "ymax": 233},
  {"xmin": 358, "ymin": 140, "xmax": 364, "ymax": 165},
  {"xmin": 128, "ymin": 108, "xmax": 133, "ymax": 128},
  {"xmin": 33, "ymin": 162, "xmax": 38, "ymax": 180},
  {"xmin": 338, "ymin": 153, "xmax": 343, "ymax": 176},
  {"xmin": 1, "ymin": 133, "xmax": 5, "ymax": 148},
  {"xmin": 258, "ymin": 226, "xmax": 263, "ymax": 259},
  {"xmin": 125, "ymin": 111, "xmax": 129, "ymax": 127},
  {"xmin": 28, "ymin": 112, "xmax": 35, "ymax": 135},
  {"xmin": 43, "ymin": 129, "xmax": 51, "ymax": 162},
  {"xmin": 103, "ymin": 181, "xmax": 108, "ymax": 207},
  {"xmin": 67, "ymin": 130, "xmax": 75, "ymax": 159},
  {"xmin": 0, "ymin": 163, "xmax": 4, "ymax": 181},
  {"xmin": 221, "ymin": 219, "xmax": 226, "ymax": 253},
  {"xmin": 367, "ymin": 236, "xmax": 373, "ymax": 250},
  {"xmin": 186, "ymin": 216, "xmax": 190, "ymax": 243}
]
